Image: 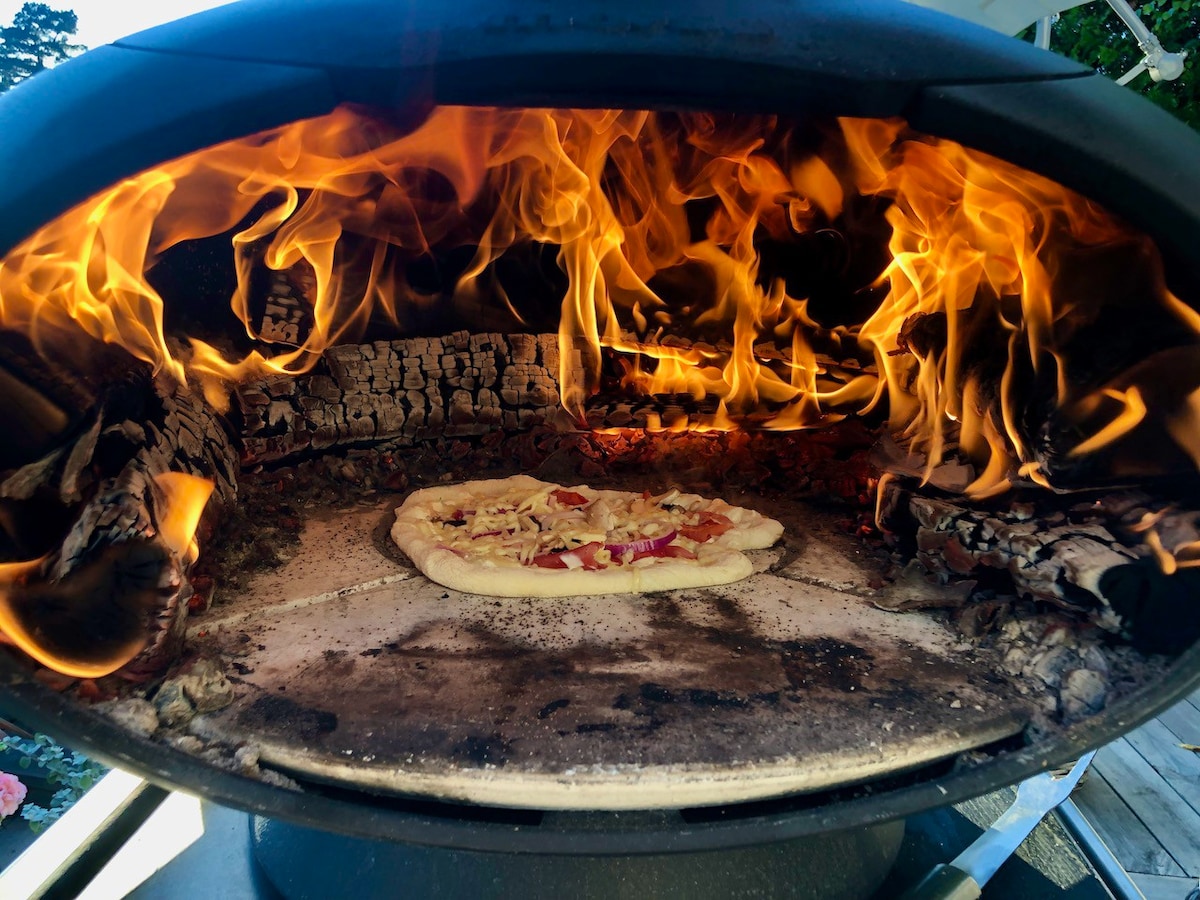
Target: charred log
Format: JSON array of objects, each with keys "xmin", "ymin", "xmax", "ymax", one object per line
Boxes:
[
  {"xmin": 877, "ymin": 475, "xmax": 1200, "ymax": 655},
  {"xmin": 236, "ymin": 328, "xmax": 884, "ymax": 466},
  {"xmin": 236, "ymin": 332, "xmax": 583, "ymax": 464},
  {"xmin": 881, "ymin": 481, "xmax": 1134, "ymax": 627},
  {"xmin": 0, "ymin": 371, "xmax": 239, "ymax": 677},
  {"xmin": 257, "ymin": 267, "xmax": 314, "ymax": 348}
]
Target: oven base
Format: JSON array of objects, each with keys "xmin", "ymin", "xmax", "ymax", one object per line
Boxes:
[{"xmin": 250, "ymin": 814, "xmax": 905, "ymax": 900}]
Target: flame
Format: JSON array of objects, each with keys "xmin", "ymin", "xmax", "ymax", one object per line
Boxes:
[
  {"xmin": 153, "ymin": 472, "xmax": 215, "ymax": 564},
  {"xmin": 0, "ymin": 553, "xmax": 146, "ymax": 678},
  {"xmin": 0, "ymin": 556, "xmax": 60, "ymax": 669},
  {"xmin": 0, "ymin": 106, "xmax": 1198, "ymax": 494}
]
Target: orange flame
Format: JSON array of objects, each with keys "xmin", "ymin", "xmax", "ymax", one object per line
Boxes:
[
  {"xmin": 153, "ymin": 472, "xmax": 215, "ymax": 565},
  {"xmin": 0, "ymin": 106, "xmax": 1197, "ymax": 494}
]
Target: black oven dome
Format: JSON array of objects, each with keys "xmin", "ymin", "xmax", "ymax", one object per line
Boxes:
[
  {"xmin": 114, "ymin": 0, "xmax": 1087, "ymax": 95},
  {"xmin": 0, "ymin": 0, "xmax": 1197, "ymax": 279}
]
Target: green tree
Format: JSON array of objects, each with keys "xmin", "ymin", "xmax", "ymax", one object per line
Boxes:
[
  {"xmin": 1050, "ymin": 1, "xmax": 1199, "ymax": 128},
  {"xmin": 0, "ymin": 2, "xmax": 85, "ymax": 92}
]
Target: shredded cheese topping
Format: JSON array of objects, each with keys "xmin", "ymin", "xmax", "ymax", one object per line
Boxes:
[{"xmin": 414, "ymin": 484, "xmax": 736, "ymax": 569}]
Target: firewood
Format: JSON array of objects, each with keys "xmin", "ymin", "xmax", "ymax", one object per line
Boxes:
[
  {"xmin": 879, "ymin": 479, "xmax": 1137, "ymax": 631},
  {"xmin": 0, "ymin": 371, "xmax": 239, "ymax": 677},
  {"xmin": 256, "ymin": 267, "xmax": 313, "ymax": 348},
  {"xmin": 872, "ymin": 559, "xmax": 976, "ymax": 611},
  {"xmin": 236, "ymin": 328, "xmax": 886, "ymax": 466},
  {"xmin": 236, "ymin": 332, "xmax": 584, "ymax": 464}
]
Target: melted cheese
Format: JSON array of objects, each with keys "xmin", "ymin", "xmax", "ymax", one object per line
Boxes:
[{"xmin": 422, "ymin": 482, "xmax": 721, "ymax": 568}]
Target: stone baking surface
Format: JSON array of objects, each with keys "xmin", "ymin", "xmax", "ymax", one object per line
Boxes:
[{"xmin": 187, "ymin": 498, "xmax": 1030, "ymax": 809}]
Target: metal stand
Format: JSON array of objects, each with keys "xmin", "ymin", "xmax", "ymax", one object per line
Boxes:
[{"xmin": 250, "ymin": 813, "xmax": 905, "ymax": 900}]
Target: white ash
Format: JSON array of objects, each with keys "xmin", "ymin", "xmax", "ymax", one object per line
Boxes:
[
  {"xmin": 166, "ymin": 734, "xmax": 206, "ymax": 755},
  {"xmin": 185, "ymin": 715, "xmax": 301, "ymax": 791},
  {"xmin": 1061, "ymin": 669, "xmax": 1109, "ymax": 721},
  {"xmin": 954, "ymin": 600, "xmax": 1168, "ymax": 734},
  {"xmin": 95, "ymin": 697, "xmax": 160, "ymax": 737},
  {"xmin": 153, "ymin": 681, "xmax": 195, "ymax": 728},
  {"xmin": 151, "ymin": 657, "xmax": 235, "ymax": 728},
  {"xmin": 170, "ymin": 658, "xmax": 235, "ymax": 714},
  {"xmin": 98, "ymin": 656, "xmax": 304, "ymax": 792}
]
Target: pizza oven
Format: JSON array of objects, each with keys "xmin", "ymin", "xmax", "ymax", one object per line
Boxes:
[{"xmin": 2, "ymin": 0, "xmax": 1200, "ymax": 894}]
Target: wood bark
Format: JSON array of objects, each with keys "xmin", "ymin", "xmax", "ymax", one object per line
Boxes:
[
  {"xmin": 0, "ymin": 370, "xmax": 240, "ymax": 676},
  {"xmin": 236, "ymin": 332, "xmax": 583, "ymax": 464},
  {"xmin": 236, "ymin": 330, "xmax": 881, "ymax": 464}
]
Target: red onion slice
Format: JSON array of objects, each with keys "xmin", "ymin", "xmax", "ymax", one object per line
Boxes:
[{"xmin": 605, "ymin": 530, "xmax": 677, "ymax": 555}]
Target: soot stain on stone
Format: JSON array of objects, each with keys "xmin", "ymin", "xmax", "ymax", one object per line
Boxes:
[
  {"xmin": 243, "ymin": 694, "xmax": 338, "ymax": 740},
  {"xmin": 710, "ymin": 592, "xmax": 749, "ymax": 630},
  {"xmin": 780, "ymin": 637, "xmax": 874, "ymax": 693},
  {"xmin": 385, "ymin": 620, "xmax": 539, "ymax": 660},
  {"xmin": 269, "ymin": 590, "xmax": 1012, "ymax": 771},
  {"xmin": 537, "ymin": 698, "xmax": 570, "ymax": 719},
  {"xmin": 640, "ymin": 682, "xmax": 675, "ymax": 703},
  {"xmin": 451, "ymin": 733, "xmax": 513, "ymax": 767},
  {"xmin": 636, "ymin": 684, "xmax": 753, "ymax": 710},
  {"xmin": 684, "ymin": 688, "xmax": 752, "ymax": 709}
]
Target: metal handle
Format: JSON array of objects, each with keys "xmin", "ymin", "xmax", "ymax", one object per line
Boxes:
[{"xmin": 898, "ymin": 864, "xmax": 983, "ymax": 900}]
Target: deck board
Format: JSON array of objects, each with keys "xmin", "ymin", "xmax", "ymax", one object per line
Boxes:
[
  {"xmin": 1072, "ymin": 766, "xmax": 1186, "ymax": 877},
  {"xmin": 1157, "ymin": 697, "xmax": 1200, "ymax": 747},
  {"xmin": 1131, "ymin": 872, "xmax": 1200, "ymax": 900},
  {"xmin": 1091, "ymin": 738, "xmax": 1200, "ymax": 875},
  {"xmin": 1072, "ymin": 693, "xmax": 1200, "ymax": 886},
  {"xmin": 1121, "ymin": 718, "xmax": 1200, "ymax": 817}
]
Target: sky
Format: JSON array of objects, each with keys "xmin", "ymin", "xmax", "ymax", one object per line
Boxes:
[{"xmin": 0, "ymin": 0, "xmax": 235, "ymax": 51}]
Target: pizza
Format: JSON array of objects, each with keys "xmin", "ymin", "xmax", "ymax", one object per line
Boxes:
[{"xmin": 390, "ymin": 475, "xmax": 784, "ymax": 597}]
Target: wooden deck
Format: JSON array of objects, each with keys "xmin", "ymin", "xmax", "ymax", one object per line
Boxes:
[{"xmin": 1073, "ymin": 689, "xmax": 1200, "ymax": 900}]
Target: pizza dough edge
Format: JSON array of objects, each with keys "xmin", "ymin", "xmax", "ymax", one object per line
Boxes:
[{"xmin": 389, "ymin": 475, "xmax": 778, "ymax": 597}]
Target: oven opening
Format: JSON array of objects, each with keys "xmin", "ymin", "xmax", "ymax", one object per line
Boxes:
[{"xmin": 0, "ymin": 104, "xmax": 1197, "ymax": 810}]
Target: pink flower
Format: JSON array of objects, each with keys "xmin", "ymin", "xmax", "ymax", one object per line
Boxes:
[{"xmin": 0, "ymin": 772, "xmax": 27, "ymax": 818}]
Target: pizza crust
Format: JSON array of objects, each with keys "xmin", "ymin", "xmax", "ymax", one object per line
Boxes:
[{"xmin": 391, "ymin": 475, "xmax": 782, "ymax": 598}]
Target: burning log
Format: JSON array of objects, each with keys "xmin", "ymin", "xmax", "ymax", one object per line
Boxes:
[
  {"xmin": 236, "ymin": 332, "xmax": 583, "ymax": 464},
  {"xmin": 876, "ymin": 475, "xmax": 1200, "ymax": 655},
  {"xmin": 256, "ymin": 267, "xmax": 315, "ymax": 348},
  {"xmin": 0, "ymin": 373, "xmax": 238, "ymax": 678},
  {"xmin": 236, "ymin": 328, "xmax": 886, "ymax": 465}
]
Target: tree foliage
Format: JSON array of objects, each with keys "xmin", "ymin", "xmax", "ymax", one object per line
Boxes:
[
  {"xmin": 1050, "ymin": 0, "xmax": 1199, "ymax": 128},
  {"xmin": 0, "ymin": 2, "xmax": 85, "ymax": 92}
]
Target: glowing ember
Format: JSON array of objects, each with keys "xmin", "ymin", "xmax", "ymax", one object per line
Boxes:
[{"xmin": 0, "ymin": 105, "xmax": 1196, "ymax": 497}]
